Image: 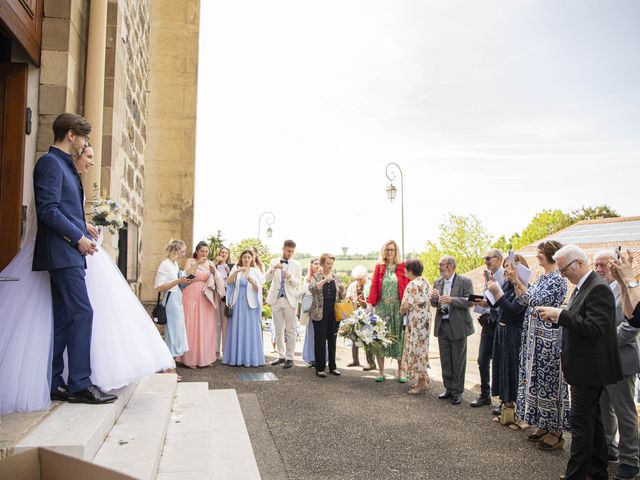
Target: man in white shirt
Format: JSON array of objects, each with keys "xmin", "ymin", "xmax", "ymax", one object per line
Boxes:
[{"xmin": 265, "ymin": 240, "xmax": 301, "ymax": 369}]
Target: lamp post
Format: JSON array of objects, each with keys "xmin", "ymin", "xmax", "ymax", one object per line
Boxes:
[
  {"xmin": 258, "ymin": 211, "xmax": 275, "ymax": 239},
  {"xmin": 385, "ymin": 162, "xmax": 404, "ymax": 260}
]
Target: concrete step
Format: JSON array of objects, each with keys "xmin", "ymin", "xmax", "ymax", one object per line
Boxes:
[
  {"xmin": 92, "ymin": 373, "xmax": 177, "ymax": 480},
  {"xmin": 14, "ymin": 383, "xmax": 137, "ymax": 460},
  {"xmin": 209, "ymin": 389, "xmax": 261, "ymax": 480},
  {"xmin": 156, "ymin": 382, "xmax": 212, "ymax": 480}
]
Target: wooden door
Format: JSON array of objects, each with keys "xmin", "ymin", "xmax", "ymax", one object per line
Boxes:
[{"xmin": 0, "ymin": 62, "xmax": 27, "ymax": 270}]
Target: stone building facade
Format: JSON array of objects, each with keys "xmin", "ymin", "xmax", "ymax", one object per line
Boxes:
[{"xmin": 0, "ymin": 0, "xmax": 199, "ymax": 302}]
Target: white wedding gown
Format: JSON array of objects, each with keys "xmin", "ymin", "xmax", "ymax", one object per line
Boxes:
[{"xmin": 0, "ymin": 227, "xmax": 175, "ymax": 414}]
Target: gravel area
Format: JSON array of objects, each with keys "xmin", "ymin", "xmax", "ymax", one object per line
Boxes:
[{"xmin": 179, "ymin": 349, "xmax": 571, "ymax": 480}]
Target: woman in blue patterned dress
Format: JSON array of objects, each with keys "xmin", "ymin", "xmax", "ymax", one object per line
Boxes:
[{"xmin": 514, "ymin": 240, "xmax": 570, "ymax": 450}]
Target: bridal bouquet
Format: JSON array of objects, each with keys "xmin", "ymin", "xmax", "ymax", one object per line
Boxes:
[
  {"xmin": 90, "ymin": 183, "xmax": 124, "ymax": 234},
  {"xmin": 338, "ymin": 308, "xmax": 395, "ymax": 356}
]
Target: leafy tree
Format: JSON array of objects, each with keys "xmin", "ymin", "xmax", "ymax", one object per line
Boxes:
[
  {"xmin": 418, "ymin": 214, "xmax": 493, "ymax": 282},
  {"xmin": 229, "ymin": 238, "xmax": 273, "ymax": 267},
  {"xmin": 492, "ymin": 234, "xmax": 510, "ymax": 253},
  {"xmin": 570, "ymin": 204, "xmax": 619, "ymax": 222},
  {"xmin": 511, "ymin": 209, "xmax": 573, "ymax": 249},
  {"xmin": 206, "ymin": 230, "xmax": 226, "ymax": 261}
]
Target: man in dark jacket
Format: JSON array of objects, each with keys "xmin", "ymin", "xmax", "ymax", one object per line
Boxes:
[{"xmin": 537, "ymin": 245, "xmax": 623, "ymax": 480}]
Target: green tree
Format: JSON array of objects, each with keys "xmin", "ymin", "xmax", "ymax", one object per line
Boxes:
[
  {"xmin": 418, "ymin": 214, "xmax": 493, "ymax": 282},
  {"xmin": 492, "ymin": 234, "xmax": 510, "ymax": 253},
  {"xmin": 570, "ymin": 204, "xmax": 619, "ymax": 222},
  {"xmin": 229, "ymin": 238, "xmax": 273, "ymax": 267},
  {"xmin": 512, "ymin": 209, "xmax": 573, "ymax": 248},
  {"xmin": 206, "ymin": 230, "xmax": 226, "ymax": 261}
]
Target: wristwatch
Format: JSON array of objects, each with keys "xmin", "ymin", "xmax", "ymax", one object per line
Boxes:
[{"xmin": 626, "ymin": 280, "xmax": 639, "ymax": 289}]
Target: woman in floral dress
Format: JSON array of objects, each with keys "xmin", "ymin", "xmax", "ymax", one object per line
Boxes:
[
  {"xmin": 367, "ymin": 240, "xmax": 410, "ymax": 382},
  {"xmin": 514, "ymin": 240, "xmax": 570, "ymax": 450},
  {"xmin": 400, "ymin": 259, "xmax": 431, "ymax": 395}
]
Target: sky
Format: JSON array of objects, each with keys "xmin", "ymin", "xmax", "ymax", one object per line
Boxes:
[{"xmin": 193, "ymin": 0, "xmax": 640, "ymax": 257}]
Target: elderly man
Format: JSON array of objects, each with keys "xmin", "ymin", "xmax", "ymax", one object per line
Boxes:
[
  {"xmin": 537, "ymin": 245, "xmax": 622, "ymax": 480},
  {"xmin": 594, "ymin": 251, "xmax": 640, "ymax": 480},
  {"xmin": 430, "ymin": 255, "xmax": 474, "ymax": 406},
  {"xmin": 471, "ymin": 248, "xmax": 504, "ymax": 408}
]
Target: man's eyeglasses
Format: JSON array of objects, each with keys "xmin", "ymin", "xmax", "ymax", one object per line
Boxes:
[
  {"xmin": 559, "ymin": 259, "xmax": 579, "ymax": 275},
  {"xmin": 484, "ymin": 256, "xmax": 498, "ymax": 262}
]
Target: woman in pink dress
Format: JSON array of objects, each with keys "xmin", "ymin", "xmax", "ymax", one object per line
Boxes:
[{"xmin": 177, "ymin": 241, "xmax": 223, "ymax": 368}]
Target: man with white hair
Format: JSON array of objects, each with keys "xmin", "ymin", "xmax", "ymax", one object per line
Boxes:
[
  {"xmin": 593, "ymin": 251, "xmax": 640, "ymax": 480},
  {"xmin": 537, "ymin": 245, "xmax": 622, "ymax": 480},
  {"xmin": 345, "ymin": 265, "xmax": 375, "ymax": 370}
]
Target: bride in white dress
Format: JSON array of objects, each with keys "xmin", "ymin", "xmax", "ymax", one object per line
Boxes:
[{"xmin": 0, "ymin": 145, "xmax": 174, "ymax": 414}]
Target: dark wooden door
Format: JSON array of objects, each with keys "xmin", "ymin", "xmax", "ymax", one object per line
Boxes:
[{"xmin": 0, "ymin": 62, "xmax": 27, "ymax": 270}]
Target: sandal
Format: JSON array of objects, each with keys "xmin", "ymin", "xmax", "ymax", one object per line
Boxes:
[
  {"xmin": 398, "ymin": 377, "xmax": 408, "ymax": 384},
  {"xmin": 408, "ymin": 385, "xmax": 427, "ymax": 395},
  {"xmin": 526, "ymin": 429, "xmax": 548, "ymax": 442},
  {"xmin": 509, "ymin": 421, "xmax": 529, "ymax": 431},
  {"xmin": 537, "ymin": 433, "xmax": 564, "ymax": 451},
  {"xmin": 375, "ymin": 376, "xmax": 386, "ymax": 382}
]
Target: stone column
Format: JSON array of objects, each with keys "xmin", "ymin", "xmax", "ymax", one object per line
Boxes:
[{"xmin": 82, "ymin": 0, "xmax": 108, "ymax": 197}]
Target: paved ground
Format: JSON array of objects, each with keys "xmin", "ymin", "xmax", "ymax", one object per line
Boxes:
[{"xmin": 180, "ymin": 335, "xmax": 572, "ymax": 480}]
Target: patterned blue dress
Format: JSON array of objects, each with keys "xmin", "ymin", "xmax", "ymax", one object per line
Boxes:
[{"xmin": 516, "ymin": 269, "xmax": 571, "ymax": 432}]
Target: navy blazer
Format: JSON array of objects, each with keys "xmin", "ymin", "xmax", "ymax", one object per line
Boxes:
[
  {"xmin": 490, "ymin": 280, "xmax": 527, "ymax": 329},
  {"xmin": 32, "ymin": 146, "xmax": 88, "ymax": 271}
]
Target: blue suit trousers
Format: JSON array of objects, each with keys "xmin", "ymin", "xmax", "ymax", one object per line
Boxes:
[{"xmin": 49, "ymin": 267, "xmax": 93, "ymax": 393}]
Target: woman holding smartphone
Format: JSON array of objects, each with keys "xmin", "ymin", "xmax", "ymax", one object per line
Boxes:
[
  {"xmin": 155, "ymin": 240, "xmax": 192, "ymax": 379},
  {"xmin": 178, "ymin": 241, "xmax": 220, "ymax": 368},
  {"xmin": 223, "ymin": 250, "xmax": 265, "ymax": 367}
]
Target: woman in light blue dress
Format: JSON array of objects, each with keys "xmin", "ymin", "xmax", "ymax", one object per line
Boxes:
[
  {"xmin": 301, "ymin": 258, "xmax": 321, "ymax": 366},
  {"xmin": 155, "ymin": 240, "xmax": 191, "ymax": 373},
  {"xmin": 223, "ymin": 250, "xmax": 265, "ymax": 367}
]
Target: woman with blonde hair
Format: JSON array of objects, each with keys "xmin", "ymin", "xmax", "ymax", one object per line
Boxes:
[{"xmin": 367, "ymin": 240, "xmax": 410, "ymax": 382}]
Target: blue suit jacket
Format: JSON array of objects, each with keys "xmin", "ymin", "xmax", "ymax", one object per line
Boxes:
[{"xmin": 32, "ymin": 146, "xmax": 88, "ymax": 271}]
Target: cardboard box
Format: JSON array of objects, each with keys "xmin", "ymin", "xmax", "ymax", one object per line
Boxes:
[{"xmin": 0, "ymin": 448, "xmax": 136, "ymax": 479}]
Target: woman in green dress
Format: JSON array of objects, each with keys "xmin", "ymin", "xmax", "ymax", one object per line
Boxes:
[{"xmin": 366, "ymin": 240, "xmax": 410, "ymax": 382}]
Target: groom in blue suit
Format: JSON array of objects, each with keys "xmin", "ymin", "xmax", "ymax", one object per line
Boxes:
[{"xmin": 32, "ymin": 113, "xmax": 117, "ymax": 404}]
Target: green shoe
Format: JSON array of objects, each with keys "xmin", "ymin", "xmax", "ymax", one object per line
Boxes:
[
  {"xmin": 375, "ymin": 376, "xmax": 385, "ymax": 382},
  {"xmin": 398, "ymin": 377, "xmax": 408, "ymax": 383}
]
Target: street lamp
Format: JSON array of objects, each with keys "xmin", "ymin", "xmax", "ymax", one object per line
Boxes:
[
  {"xmin": 258, "ymin": 211, "xmax": 275, "ymax": 239},
  {"xmin": 385, "ymin": 162, "xmax": 404, "ymax": 260}
]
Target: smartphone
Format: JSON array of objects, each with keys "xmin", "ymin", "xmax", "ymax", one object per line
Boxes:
[
  {"xmin": 616, "ymin": 246, "xmax": 622, "ymax": 259},
  {"xmin": 186, "ymin": 274, "xmax": 196, "ymax": 280},
  {"xmin": 483, "ymin": 270, "xmax": 491, "ymax": 282},
  {"xmin": 508, "ymin": 250, "xmax": 516, "ymax": 265},
  {"xmin": 467, "ymin": 294, "xmax": 485, "ymax": 302}
]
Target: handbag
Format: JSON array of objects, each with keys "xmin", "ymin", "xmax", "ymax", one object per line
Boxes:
[
  {"xmin": 152, "ymin": 291, "xmax": 170, "ymax": 325},
  {"xmin": 499, "ymin": 404, "xmax": 515, "ymax": 426},
  {"xmin": 224, "ymin": 304, "xmax": 233, "ymax": 317},
  {"xmin": 334, "ymin": 301, "xmax": 355, "ymax": 322},
  {"xmin": 301, "ymin": 291, "xmax": 313, "ymax": 313}
]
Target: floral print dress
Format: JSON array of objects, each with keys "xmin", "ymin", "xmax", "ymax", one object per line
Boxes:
[
  {"xmin": 401, "ymin": 277, "xmax": 431, "ymax": 380},
  {"xmin": 376, "ymin": 266, "xmax": 403, "ymax": 359},
  {"xmin": 516, "ymin": 269, "xmax": 571, "ymax": 432}
]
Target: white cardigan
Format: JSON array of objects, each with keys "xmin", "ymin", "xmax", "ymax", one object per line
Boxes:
[{"xmin": 227, "ymin": 266, "xmax": 264, "ymax": 309}]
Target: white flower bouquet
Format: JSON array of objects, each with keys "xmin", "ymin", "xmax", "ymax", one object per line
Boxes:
[
  {"xmin": 90, "ymin": 183, "xmax": 124, "ymax": 234},
  {"xmin": 338, "ymin": 307, "xmax": 395, "ymax": 356}
]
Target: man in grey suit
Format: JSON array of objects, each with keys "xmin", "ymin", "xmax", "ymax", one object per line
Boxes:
[
  {"xmin": 594, "ymin": 251, "xmax": 640, "ymax": 480},
  {"xmin": 430, "ymin": 255, "xmax": 474, "ymax": 405}
]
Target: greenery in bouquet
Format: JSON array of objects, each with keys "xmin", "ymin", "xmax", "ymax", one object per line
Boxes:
[
  {"xmin": 339, "ymin": 307, "xmax": 395, "ymax": 357},
  {"xmin": 90, "ymin": 183, "xmax": 125, "ymax": 234}
]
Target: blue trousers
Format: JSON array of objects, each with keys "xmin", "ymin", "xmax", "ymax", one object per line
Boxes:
[{"xmin": 49, "ymin": 267, "xmax": 93, "ymax": 393}]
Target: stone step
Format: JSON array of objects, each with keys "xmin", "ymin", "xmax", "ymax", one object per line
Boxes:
[
  {"xmin": 156, "ymin": 382, "xmax": 212, "ymax": 480},
  {"xmin": 92, "ymin": 374, "xmax": 177, "ymax": 480},
  {"xmin": 14, "ymin": 383, "xmax": 138, "ymax": 460},
  {"xmin": 209, "ymin": 389, "xmax": 261, "ymax": 480}
]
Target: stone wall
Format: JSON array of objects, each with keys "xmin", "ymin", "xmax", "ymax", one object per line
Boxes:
[
  {"xmin": 36, "ymin": 0, "xmax": 89, "ymax": 158},
  {"xmin": 103, "ymin": 0, "xmax": 151, "ymax": 289},
  {"xmin": 139, "ymin": 0, "xmax": 200, "ymax": 304}
]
